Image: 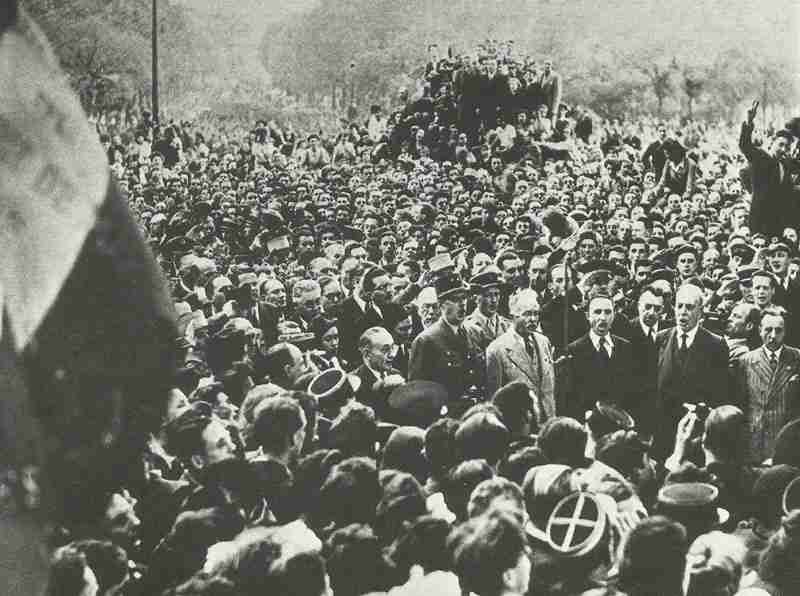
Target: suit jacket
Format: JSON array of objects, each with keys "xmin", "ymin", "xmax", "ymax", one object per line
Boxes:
[
  {"xmin": 654, "ymin": 326, "xmax": 729, "ymax": 456},
  {"xmin": 409, "ymin": 319, "xmax": 484, "ymax": 402},
  {"xmin": 625, "ymin": 319, "xmax": 660, "ymax": 435},
  {"xmin": 464, "ymin": 307, "xmax": 512, "ymax": 353},
  {"xmin": 736, "ymin": 346, "xmax": 800, "ymax": 464},
  {"xmin": 739, "ymin": 121, "xmax": 798, "ymax": 237},
  {"xmin": 338, "ymin": 296, "xmax": 403, "ymax": 365},
  {"xmin": 310, "ymin": 352, "xmax": 349, "ymax": 372},
  {"xmin": 538, "ymin": 71, "xmax": 562, "ymax": 118},
  {"xmin": 563, "ymin": 334, "xmax": 637, "ymax": 422},
  {"xmin": 352, "ymin": 363, "xmax": 401, "ymax": 422},
  {"xmin": 486, "ymin": 328, "xmax": 556, "ymax": 422},
  {"xmin": 390, "ymin": 343, "xmax": 411, "ymax": 378}
]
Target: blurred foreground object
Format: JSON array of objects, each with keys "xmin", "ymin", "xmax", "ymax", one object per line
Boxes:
[{"xmin": 0, "ymin": 5, "xmax": 176, "ymax": 595}]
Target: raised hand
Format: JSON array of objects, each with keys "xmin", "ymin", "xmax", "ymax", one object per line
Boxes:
[{"xmin": 747, "ymin": 100, "xmax": 759, "ymax": 125}]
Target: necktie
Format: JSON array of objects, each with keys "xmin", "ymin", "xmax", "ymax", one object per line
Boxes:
[
  {"xmin": 770, "ymin": 352, "xmax": 778, "ymax": 370},
  {"xmin": 457, "ymin": 326, "xmax": 468, "ymax": 348},
  {"xmin": 525, "ymin": 336, "xmax": 536, "ymax": 360},
  {"xmin": 598, "ymin": 337, "xmax": 610, "ymax": 361},
  {"xmin": 680, "ymin": 333, "xmax": 688, "ymax": 352},
  {"xmin": 647, "ymin": 327, "xmax": 654, "ymax": 343}
]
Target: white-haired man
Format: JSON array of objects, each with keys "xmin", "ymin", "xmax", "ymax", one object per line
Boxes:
[{"xmin": 486, "ymin": 289, "xmax": 555, "ymax": 425}]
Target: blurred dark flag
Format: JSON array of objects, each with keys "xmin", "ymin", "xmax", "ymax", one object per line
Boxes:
[{"xmin": 0, "ymin": 4, "xmax": 176, "ymax": 594}]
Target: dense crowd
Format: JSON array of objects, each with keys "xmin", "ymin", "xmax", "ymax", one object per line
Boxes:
[{"xmin": 25, "ymin": 38, "xmax": 800, "ymax": 596}]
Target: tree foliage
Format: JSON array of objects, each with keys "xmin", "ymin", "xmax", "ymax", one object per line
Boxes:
[{"xmin": 260, "ymin": 0, "xmax": 800, "ymax": 121}]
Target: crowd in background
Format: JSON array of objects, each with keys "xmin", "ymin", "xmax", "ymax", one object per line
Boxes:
[{"xmin": 27, "ymin": 38, "xmax": 800, "ymax": 596}]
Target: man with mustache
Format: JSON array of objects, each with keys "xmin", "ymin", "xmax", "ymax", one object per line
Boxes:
[
  {"xmin": 409, "ymin": 271, "xmax": 484, "ymax": 408},
  {"xmin": 486, "ymin": 289, "xmax": 555, "ymax": 426}
]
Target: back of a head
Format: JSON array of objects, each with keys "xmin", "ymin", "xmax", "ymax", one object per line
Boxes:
[
  {"xmin": 164, "ymin": 408, "xmax": 212, "ymax": 463},
  {"xmin": 276, "ymin": 552, "xmax": 330, "ymax": 596},
  {"xmin": 169, "ymin": 573, "xmax": 237, "ymax": 596},
  {"xmin": 445, "ymin": 459, "xmax": 496, "ymax": 522},
  {"xmin": 491, "ymin": 381, "xmax": 534, "ymax": 436},
  {"xmin": 448, "ymin": 510, "xmax": 528, "ymax": 596},
  {"xmin": 264, "ymin": 343, "xmax": 295, "ymax": 388},
  {"xmin": 375, "ymin": 470, "xmax": 427, "ymax": 544},
  {"xmin": 538, "ymin": 417, "xmax": 587, "ymax": 467},
  {"xmin": 293, "ymin": 449, "xmax": 345, "ymax": 518},
  {"xmin": 773, "ymin": 418, "xmax": 800, "ymax": 468},
  {"xmin": 751, "ymin": 465, "xmax": 800, "ymax": 530},
  {"xmin": 595, "ymin": 430, "xmax": 648, "ymax": 481},
  {"xmin": 253, "ymin": 396, "xmax": 305, "ymax": 457},
  {"xmin": 498, "ymin": 445, "xmax": 548, "ymax": 486},
  {"xmin": 424, "ymin": 418, "xmax": 460, "ymax": 478},
  {"xmin": 618, "ymin": 516, "xmax": 688, "ymax": 596},
  {"xmin": 455, "ymin": 411, "xmax": 510, "ymax": 466},
  {"xmin": 318, "ymin": 457, "xmax": 381, "ymax": 528},
  {"xmin": 703, "ymin": 405, "xmax": 746, "ymax": 463},
  {"xmin": 325, "ymin": 401, "xmax": 377, "ymax": 458},
  {"xmin": 46, "ymin": 548, "xmax": 91, "ymax": 596},
  {"xmin": 685, "ymin": 531, "xmax": 746, "ymax": 596},
  {"xmin": 386, "ymin": 515, "xmax": 453, "ymax": 580},
  {"xmin": 467, "ymin": 477, "xmax": 526, "ymax": 525},
  {"xmin": 325, "ymin": 523, "xmax": 389, "ymax": 596},
  {"xmin": 381, "ymin": 426, "xmax": 428, "ymax": 483},
  {"xmin": 759, "ymin": 509, "xmax": 800, "ymax": 593}
]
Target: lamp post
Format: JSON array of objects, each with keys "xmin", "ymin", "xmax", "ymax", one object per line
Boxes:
[{"xmin": 151, "ymin": 0, "xmax": 160, "ymax": 123}]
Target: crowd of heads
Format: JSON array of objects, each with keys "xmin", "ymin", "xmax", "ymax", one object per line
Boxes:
[{"xmin": 23, "ymin": 37, "xmax": 800, "ymax": 596}]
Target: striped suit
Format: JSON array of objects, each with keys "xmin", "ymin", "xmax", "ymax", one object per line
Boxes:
[{"xmin": 736, "ymin": 346, "xmax": 800, "ymax": 464}]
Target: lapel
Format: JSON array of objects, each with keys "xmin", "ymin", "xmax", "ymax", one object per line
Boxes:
[
  {"xmin": 504, "ymin": 331, "xmax": 538, "ymax": 385},
  {"xmin": 658, "ymin": 329, "xmax": 677, "ymax": 387},
  {"xmin": 683, "ymin": 329, "xmax": 705, "ymax": 378},
  {"xmin": 768, "ymin": 348, "xmax": 799, "ymax": 397},
  {"xmin": 359, "ymin": 363, "xmax": 379, "ymax": 387}
]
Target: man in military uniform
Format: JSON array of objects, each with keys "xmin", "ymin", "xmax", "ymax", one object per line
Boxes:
[
  {"xmin": 409, "ymin": 272, "xmax": 484, "ymax": 411},
  {"xmin": 464, "ymin": 268, "xmax": 511, "ymax": 352}
]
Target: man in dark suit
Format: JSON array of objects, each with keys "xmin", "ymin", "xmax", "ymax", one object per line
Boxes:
[
  {"xmin": 387, "ymin": 311, "xmax": 413, "ymax": 378},
  {"xmin": 409, "ymin": 272, "xmax": 484, "ymax": 409},
  {"xmin": 739, "ymin": 100, "xmax": 797, "ymax": 237},
  {"xmin": 625, "ymin": 286, "xmax": 667, "ymax": 435},
  {"xmin": 641, "ymin": 124, "xmax": 669, "ymax": 180},
  {"xmin": 735, "ymin": 306, "xmax": 800, "ymax": 463},
  {"xmin": 563, "ymin": 295, "xmax": 637, "ymax": 421},
  {"xmin": 538, "ymin": 59, "xmax": 562, "ymax": 124},
  {"xmin": 654, "ymin": 284, "xmax": 730, "ymax": 458},
  {"xmin": 352, "ymin": 326, "xmax": 404, "ymax": 422},
  {"xmin": 337, "ymin": 267, "xmax": 403, "ymax": 365}
]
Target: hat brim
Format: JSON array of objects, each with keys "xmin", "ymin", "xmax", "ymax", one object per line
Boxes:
[{"xmin": 438, "ymin": 287, "xmax": 468, "ymax": 301}]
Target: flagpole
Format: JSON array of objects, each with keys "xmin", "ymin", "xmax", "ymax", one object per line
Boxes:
[
  {"xmin": 563, "ymin": 253, "xmax": 570, "ymax": 352},
  {"xmin": 152, "ymin": 0, "xmax": 160, "ymax": 123}
]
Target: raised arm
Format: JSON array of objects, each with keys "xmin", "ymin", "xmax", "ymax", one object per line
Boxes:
[{"xmin": 739, "ymin": 100, "xmax": 759, "ymax": 161}]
